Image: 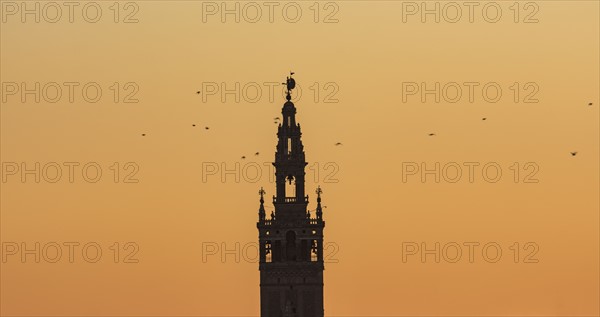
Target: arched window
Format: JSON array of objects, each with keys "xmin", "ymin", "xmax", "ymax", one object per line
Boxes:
[{"xmin": 285, "ymin": 177, "xmax": 295, "ymax": 197}]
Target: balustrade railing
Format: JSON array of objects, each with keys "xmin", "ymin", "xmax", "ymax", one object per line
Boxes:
[{"xmin": 273, "ymin": 196, "xmax": 309, "ymax": 203}]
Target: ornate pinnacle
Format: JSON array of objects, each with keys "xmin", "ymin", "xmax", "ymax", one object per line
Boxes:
[
  {"xmin": 258, "ymin": 187, "xmax": 266, "ymax": 221},
  {"xmin": 316, "ymin": 186, "xmax": 322, "ymax": 202},
  {"xmin": 316, "ymin": 186, "xmax": 323, "ymax": 220}
]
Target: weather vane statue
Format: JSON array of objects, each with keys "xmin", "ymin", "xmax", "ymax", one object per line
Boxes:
[{"xmin": 282, "ymin": 71, "xmax": 295, "ymax": 100}]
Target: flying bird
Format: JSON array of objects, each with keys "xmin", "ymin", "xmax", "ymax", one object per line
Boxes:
[
  {"xmin": 428, "ymin": 133, "xmax": 436, "ymax": 136},
  {"xmin": 570, "ymin": 152, "xmax": 578, "ymax": 156},
  {"xmin": 241, "ymin": 156, "xmax": 246, "ymax": 159},
  {"xmin": 205, "ymin": 126, "xmax": 209, "ymax": 130},
  {"xmin": 141, "ymin": 134, "xmax": 146, "ymax": 136},
  {"xmin": 589, "ymin": 102, "xmax": 593, "ymax": 106},
  {"xmin": 255, "ymin": 152, "xmax": 260, "ymax": 156},
  {"xmin": 192, "ymin": 124, "xmax": 196, "ymax": 127},
  {"xmin": 334, "ymin": 142, "xmax": 343, "ymax": 146},
  {"xmin": 196, "ymin": 91, "xmax": 200, "ymax": 94},
  {"xmin": 274, "ymin": 117, "xmax": 281, "ymax": 121},
  {"xmin": 482, "ymin": 118, "xmax": 487, "ymax": 121}
]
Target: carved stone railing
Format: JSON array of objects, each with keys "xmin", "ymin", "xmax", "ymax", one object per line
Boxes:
[{"xmin": 273, "ymin": 196, "xmax": 309, "ymax": 204}]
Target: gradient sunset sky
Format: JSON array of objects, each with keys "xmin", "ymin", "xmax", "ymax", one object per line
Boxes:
[{"xmin": 1, "ymin": 1, "xmax": 599, "ymax": 316}]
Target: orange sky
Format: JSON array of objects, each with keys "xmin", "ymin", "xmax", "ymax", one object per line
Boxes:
[{"xmin": 1, "ymin": 1, "xmax": 599, "ymax": 316}]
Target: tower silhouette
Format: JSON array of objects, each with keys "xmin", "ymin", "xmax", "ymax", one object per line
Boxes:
[{"xmin": 257, "ymin": 73, "xmax": 326, "ymax": 317}]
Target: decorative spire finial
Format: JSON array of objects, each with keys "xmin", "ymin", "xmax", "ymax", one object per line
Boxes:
[
  {"xmin": 282, "ymin": 71, "xmax": 296, "ymax": 101},
  {"xmin": 258, "ymin": 187, "xmax": 266, "ymax": 221},
  {"xmin": 316, "ymin": 186, "xmax": 323, "ymax": 220}
]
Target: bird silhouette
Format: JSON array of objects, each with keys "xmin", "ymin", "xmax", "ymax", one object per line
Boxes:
[
  {"xmin": 255, "ymin": 152, "xmax": 260, "ymax": 156},
  {"xmin": 570, "ymin": 152, "xmax": 578, "ymax": 156},
  {"xmin": 589, "ymin": 102, "xmax": 593, "ymax": 106},
  {"xmin": 482, "ymin": 118, "xmax": 487, "ymax": 121},
  {"xmin": 334, "ymin": 142, "xmax": 343, "ymax": 146},
  {"xmin": 205, "ymin": 127, "xmax": 209, "ymax": 130},
  {"xmin": 241, "ymin": 156, "xmax": 246, "ymax": 159},
  {"xmin": 428, "ymin": 133, "xmax": 436, "ymax": 136},
  {"xmin": 142, "ymin": 133, "xmax": 146, "ymax": 136},
  {"xmin": 196, "ymin": 91, "xmax": 201, "ymax": 94},
  {"xmin": 274, "ymin": 117, "xmax": 281, "ymax": 121},
  {"xmin": 192, "ymin": 124, "xmax": 196, "ymax": 127}
]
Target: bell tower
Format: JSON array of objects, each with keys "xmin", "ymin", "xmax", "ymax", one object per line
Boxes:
[{"xmin": 257, "ymin": 73, "xmax": 326, "ymax": 317}]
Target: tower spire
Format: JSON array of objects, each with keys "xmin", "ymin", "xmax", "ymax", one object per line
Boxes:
[
  {"xmin": 257, "ymin": 72, "xmax": 325, "ymax": 317},
  {"xmin": 274, "ymin": 71, "xmax": 307, "ymax": 207}
]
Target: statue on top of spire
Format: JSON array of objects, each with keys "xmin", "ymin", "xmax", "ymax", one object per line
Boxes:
[{"xmin": 282, "ymin": 71, "xmax": 295, "ymax": 100}]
